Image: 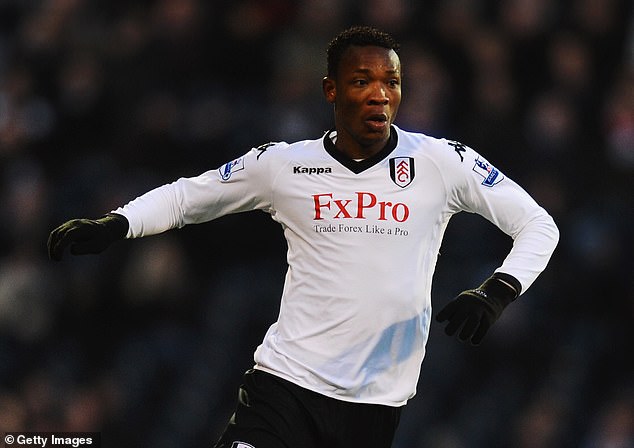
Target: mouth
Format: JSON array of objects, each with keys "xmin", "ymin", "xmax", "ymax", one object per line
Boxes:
[{"xmin": 365, "ymin": 113, "xmax": 389, "ymax": 131}]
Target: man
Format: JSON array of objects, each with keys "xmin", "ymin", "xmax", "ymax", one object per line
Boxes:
[{"xmin": 48, "ymin": 26, "xmax": 559, "ymax": 448}]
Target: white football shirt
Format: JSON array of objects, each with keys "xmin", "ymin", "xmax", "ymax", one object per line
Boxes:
[{"xmin": 113, "ymin": 125, "xmax": 559, "ymax": 406}]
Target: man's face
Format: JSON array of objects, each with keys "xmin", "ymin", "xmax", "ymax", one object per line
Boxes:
[{"xmin": 323, "ymin": 45, "xmax": 401, "ymax": 157}]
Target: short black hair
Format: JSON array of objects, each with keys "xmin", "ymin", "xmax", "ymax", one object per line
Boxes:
[{"xmin": 326, "ymin": 26, "xmax": 400, "ymax": 78}]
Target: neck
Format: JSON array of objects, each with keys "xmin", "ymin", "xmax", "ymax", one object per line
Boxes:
[
  {"xmin": 323, "ymin": 127, "xmax": 398, "ymax": 174},
  {"xmin": 334, "ymin": 133, "xmax": 392, "ymax": 160}
]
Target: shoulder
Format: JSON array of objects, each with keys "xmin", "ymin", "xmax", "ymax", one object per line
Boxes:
[
  {"xmin": 219, "ymin": 136, "xmax": 326, "ymax": 180},
  {"xmin": 394, "ymin": 126, "xmax": 471, "ymax": 166},
  {"xmin": 250, "ymin": 140, "xmax": 291, "ymax": 159},
  {"xmin": 394, "ymin": 126, "xmax": 507, "ymax": 188},
  {"xmin": 250, "ymin": 136, "xmax": 325, "ymax": 161},
  {"xmin": 215, "ymin": 141, "xmax": 287, "ymax": 181}
]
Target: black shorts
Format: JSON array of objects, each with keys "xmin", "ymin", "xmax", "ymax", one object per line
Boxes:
[{"xmin": 213, "ymin": 369, "xmax": 403, "ymax": 448}]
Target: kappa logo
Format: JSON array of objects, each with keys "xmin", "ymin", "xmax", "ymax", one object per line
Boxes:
[
  {"xmin": 293, "ymin": 166, "xmax": 333, "ymax": 175},
  {"xmin": 255, "ymin": 142, "xmax": 275, "ymax": 160},
  {"xmin": 389, "ymin": 157, "xmax": 415, "ymax": 188},
  {"xmin": 473, "ymin": 156, "xmax": 504, "ymax": 187},
  {"xmin": 231, "ymin": 443, "xmax": 255, "ymax": 448},
  {"xmin": 219, "ymin": 157, "xmax": 245, "ymax": 181},
  {"xmin": 447, "ymin": 140, "xmax": 467, "ymax": 162}
]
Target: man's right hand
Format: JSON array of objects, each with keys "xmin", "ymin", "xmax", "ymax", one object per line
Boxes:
[{"xmin": 47, "ymin": 213, "xmax": 129, "ymax": 261}]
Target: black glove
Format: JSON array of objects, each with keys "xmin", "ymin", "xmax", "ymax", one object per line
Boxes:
[
  {"xmin": 47, "ymin": 213, "xmax": 129, "ymax": 261},
  {"xmin": 435, "ymin": 273, "xmax": 521, "ymax": 345}
]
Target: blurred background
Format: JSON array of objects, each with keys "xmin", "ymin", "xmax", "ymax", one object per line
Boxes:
[{"xmin": 0, "ymin": 0, "xmax": 632, "ymax": 447}]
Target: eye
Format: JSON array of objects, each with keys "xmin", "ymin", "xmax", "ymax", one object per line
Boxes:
[
  {"xmin": 388, "ymin": 79, "xmax": 400, "ymax": 87},
  {"xmin": 353, "ymin": 79, "xmax": 368, "ymax": 86}
]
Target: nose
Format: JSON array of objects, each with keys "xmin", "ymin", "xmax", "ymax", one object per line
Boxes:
[{"xmin": 368, "ymin": 83, "xmax": 389, "ymax": 105}]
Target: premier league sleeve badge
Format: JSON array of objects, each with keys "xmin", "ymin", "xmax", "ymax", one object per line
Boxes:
[{"xmin": 472, "ymin": 156, "xmax": 504, "ymax": 187}]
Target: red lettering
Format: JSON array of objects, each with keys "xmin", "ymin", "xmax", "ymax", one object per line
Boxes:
[
  {"xmin": 392, "ymin": 203, "xmax": 409, "ymax": 222},
  {"xmin": 378, "ymin": 201, "xmax": 392, "ymax": 220},
  {"xmin": 333, "ymin": 199, "xmax": 353, "ymax": 218},
  {"xmin": 312, "ymin": 193, "xmax": 332, "ymax": 220},
  {"xmin": 311, "ymin": 192, "xmax": 410, "ymax": 222},
  {"xmin": 355, "ymin": 192, "xmax": 377, "ymax": 218}
]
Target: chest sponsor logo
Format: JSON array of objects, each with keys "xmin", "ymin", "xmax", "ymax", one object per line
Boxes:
[
  {"xmin": 219, "ymin": 157, "xmax": 245, "ymax": 181},
  {"xmin": 293, "ymin": 166, "xmax": 333, "ymax": 175},
  {"xmin": 389, "ymin": 157, "xmax": 415, "ymax": 188},
  {"xmin": 312, "ymin": 191, "xmax": 410, "ymax": 222},
  {"xmin": 473, "ymin": 156, "xmax": 504, "ymax": 187},
  {"xmin": 231, "ymin": 443, "xmax": 255, "ymax": 448}
]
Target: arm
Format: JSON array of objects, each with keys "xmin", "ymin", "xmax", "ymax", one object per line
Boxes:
[
  {"xmin": 436, "ymin": 143, "xmax": 559, "ymax": 344},
  {"xmin": 48, "ymin": 142, "xmax": 285, "ymax": 260},
  {"xmin": 458, "ymin": 163, "xmax": 560, "ymax": 293},
  {"xmin": 116, "ymin": 144, "xmax": 281, "ymax": 238}
]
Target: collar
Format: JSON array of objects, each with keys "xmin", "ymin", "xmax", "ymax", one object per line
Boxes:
[{"xmin": 322, "ymin": 126, "xmax": 399, "ymax": 174}]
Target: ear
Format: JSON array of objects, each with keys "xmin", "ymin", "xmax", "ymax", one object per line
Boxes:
[{"xmin": 322, "ymin": 76, "xmax": 336, "ymax": 104}]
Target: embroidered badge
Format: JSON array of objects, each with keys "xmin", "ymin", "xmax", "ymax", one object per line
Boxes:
[
  {"xmin": 472, "ymin": 156, "xmax": 504, "ymax": 187},
  {"xmin": 389, "ymin": 157, "xmax": 415, "ymax": 188},
  {"xmin": 219, "ymin": 157, "xmax": 245, "ymax": 181},
  {"xmin": 231, "ymin": 442, "xmax": 255, "ymax": 448}
]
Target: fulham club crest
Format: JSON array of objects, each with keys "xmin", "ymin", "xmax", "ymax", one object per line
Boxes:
[{"xmin": 389, "ymin": 157, "xmax": 415, "ymax": 188}]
